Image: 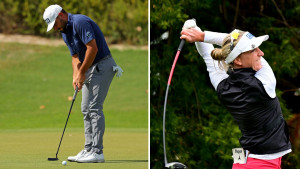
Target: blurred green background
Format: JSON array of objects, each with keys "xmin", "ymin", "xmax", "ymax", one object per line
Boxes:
[
  {"xmin": 0, "ymin": 0, "xmax": 148, "ymax": 45},
  {"xmin": 150, "ymin": 0, "xmax": 299, "ymax": 169}
]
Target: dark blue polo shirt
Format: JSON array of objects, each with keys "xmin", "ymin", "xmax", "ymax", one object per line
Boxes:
[{"xmin": 61, "ymin": 13, "xmax": 110, "ymax": 64}]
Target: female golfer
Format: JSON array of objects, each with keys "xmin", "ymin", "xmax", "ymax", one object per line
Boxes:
[{"xmin": 180, "ymin": 21, "xmax": 291, "ymax": 168}]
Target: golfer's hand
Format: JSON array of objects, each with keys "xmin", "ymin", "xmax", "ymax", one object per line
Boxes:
[
  {"xmin": 76, "ymin": 72, "xmax": 86, "ymax": 90},
  {"xmin": 72, "ymin": 79, "xmax": 77, "ymax": 90},
  {"xmin": 180, "ymin": 28, "xmax": 204, "ymax": 43}
]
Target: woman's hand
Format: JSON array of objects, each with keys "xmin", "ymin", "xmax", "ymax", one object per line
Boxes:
[{"xmin": 180, "ymin": 28, "xmax": 205, "ymax": 43}]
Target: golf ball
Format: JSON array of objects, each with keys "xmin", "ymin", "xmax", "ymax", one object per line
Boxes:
[{"xmin": 62, "ymin": 161, "xmax": 67, "ymax": 165}]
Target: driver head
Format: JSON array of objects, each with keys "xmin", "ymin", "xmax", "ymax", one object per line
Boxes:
[{"xmin": 166, "ymin": 162, "xmax": 188, "ymax": 169}]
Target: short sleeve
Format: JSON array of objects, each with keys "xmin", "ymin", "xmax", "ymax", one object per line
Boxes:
[
  {"xmin": 75, "ymin": 19, "xmax": 95, "ymax": 45},
  {"xmin": 67, "ymin": 45, "xmax": 76, "ymax": 56}
]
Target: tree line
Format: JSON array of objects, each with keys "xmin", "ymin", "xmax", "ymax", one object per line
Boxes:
[{"xmin": 0, "ymin": 0, "xmax": 148, "ymax": 45}]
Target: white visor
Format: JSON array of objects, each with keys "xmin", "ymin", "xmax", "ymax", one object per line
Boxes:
[{"xmin": 225, "ymin": 32, "xmax": 269, "ymax": 64}]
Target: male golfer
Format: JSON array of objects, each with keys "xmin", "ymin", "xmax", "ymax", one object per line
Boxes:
[{"xmin": 43, "ymin": 4, "xmax": 123, "ymax": 163}]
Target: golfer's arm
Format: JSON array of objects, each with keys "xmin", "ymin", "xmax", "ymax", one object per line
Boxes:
[
  {"xmin": 203, "ymin": 31, "xmax": 228, "ymax": 46},
  {"xmin": 255, "ymin": 57, "xmax": 276, "ymax": 98},
  {"xmin": 195, "ymin": 31, "xmax": 229, "ymax": 90},
  {"xmin": 72, "ymin": 54, "xmax": 81, "ymax": 79},
  {"xmin": 79, "ymin": 39, "xmax": 98, "ymax": 74},
  {"xmin": 195, "ymin": 42, "xmax": 228, "ymax": 90}
]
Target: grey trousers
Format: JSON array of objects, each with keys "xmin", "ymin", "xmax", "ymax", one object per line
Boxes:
[{"xmin": 81, "ymin": 55, "xmax": 116, "ymax": 154}]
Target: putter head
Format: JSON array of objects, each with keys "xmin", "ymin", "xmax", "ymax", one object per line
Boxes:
[
  {"xmin": 166, "ymin": 162, "xmax": 188, "ymax": 169},
  {"xmin": 48, "ymin": 158, "xmax": 59, "ymax": 161}
]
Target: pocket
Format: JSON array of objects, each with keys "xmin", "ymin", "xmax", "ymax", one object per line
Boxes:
[{"xmin": 96, "ymin": 65, "xmax": 100, "ymax": 72}]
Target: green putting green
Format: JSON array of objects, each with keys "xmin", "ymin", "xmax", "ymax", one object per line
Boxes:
[{"xmin": 0, "ymin": 129, "xmax": 148, "ymax": 169}]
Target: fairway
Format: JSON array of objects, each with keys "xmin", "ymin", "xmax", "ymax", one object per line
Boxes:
[
  {"xmin": 0, "ymin": 42, "xmax": 148, "ymax": 168},
  {"xmin": 0, "ymin": 129, "xmax": 147, "ymax": 169}
]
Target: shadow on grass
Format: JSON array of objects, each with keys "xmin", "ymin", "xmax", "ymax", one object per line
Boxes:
[{"xmin": 105, "ymin": 160, "xmax": 148, "ymax": 163}]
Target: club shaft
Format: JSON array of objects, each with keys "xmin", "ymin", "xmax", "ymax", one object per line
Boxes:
[
  {"xmin": 167, "ymin": 39, "xmax": 185, "ymax": 85},
  {"xmin": 163, "ymin": 39, "xmax": 185, "ymax": 166},
  {"xmin": 55, "ymin": 87, "xmax": 78, "ymax": 158},
  {"xmin": 163, "ymin": 84, "xmax": 170, "ymax": 166}
]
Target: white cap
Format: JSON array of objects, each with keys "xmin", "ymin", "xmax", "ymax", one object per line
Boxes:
[
  {"xmin": 225, "ymin": 31, "xmax": 269, "ymax": 64},
  {"xmin": 43, "ymin": 4, "xmax": 62, "ymax": 32}
]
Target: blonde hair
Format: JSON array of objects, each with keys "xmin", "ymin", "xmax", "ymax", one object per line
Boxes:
[{"xmin": 211, "ymin": 31, "xmax": 245, "ymax": 71}]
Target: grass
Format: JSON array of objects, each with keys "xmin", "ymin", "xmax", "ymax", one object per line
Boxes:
[
  {"xmin": 0, "ymin": 128, "xmax": 147, "ymax": 169},
  {"xmin": 0, "ymin": 42, "xmax": 148, "ymax": 168},
  {"xmin": 0, "ymin": 42, "xmax": 148, "ymax": 129}
]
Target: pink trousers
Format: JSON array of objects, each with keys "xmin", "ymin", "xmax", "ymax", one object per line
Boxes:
[{"xmin": 232, "ymin": 157, "xmax": 282, "ymax": 169}]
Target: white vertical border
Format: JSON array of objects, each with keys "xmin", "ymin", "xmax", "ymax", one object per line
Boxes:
[
  {"xmin": 148, "ymin": 0, "xmax": 151, "ymax": 169},
  {"xmin": 147, "ymin": 0, "xmax": 150, "ymax": 168}
]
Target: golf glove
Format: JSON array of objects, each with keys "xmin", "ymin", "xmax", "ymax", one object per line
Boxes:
[
  {"xmin": 113, "ymin": 65, "xmax": 123, "ymax": 77},
  {"xmin": 182, "ymin": 19, "xmax": 202, "ymax": 31}
]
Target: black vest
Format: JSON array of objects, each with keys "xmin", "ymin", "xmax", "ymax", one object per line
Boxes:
[{"xmin": 217, "ymin": 68, "xmax": 291, "ymax": 154}]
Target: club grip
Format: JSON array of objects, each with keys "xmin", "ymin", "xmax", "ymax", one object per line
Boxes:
[
  {"xmin": 178, "ymin": 39, "xmax": 185, "ymax": 51},
  {"xmin": 73, "ymin": 86, "xmax": 79, "ymax": 100}
]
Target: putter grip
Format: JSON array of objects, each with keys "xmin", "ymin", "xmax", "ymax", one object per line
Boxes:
[
  {"xmin": 73, "ymin": 86, "xmax": 79, "ymax": 100},
  {"xmin": 178, "ymin": 39, "xmax": 185, "ymax": 51}
]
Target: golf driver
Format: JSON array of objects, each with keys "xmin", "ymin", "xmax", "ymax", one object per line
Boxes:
[
  {"xmin": 163, "ymin": 39, "xmax": 188, "ymax": 169},
  {"xmin": 48, "ymin": 86, "xmax": 79, "ymax": 161}
]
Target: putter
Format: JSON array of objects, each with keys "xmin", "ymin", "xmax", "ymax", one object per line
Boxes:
[
  {"xmin": 163, "ymin": 39, "xmax": 188, "ymax": 169},
  {"xmin": 48, "ymin": 86, "xmax": 79, "ymax": 161}
]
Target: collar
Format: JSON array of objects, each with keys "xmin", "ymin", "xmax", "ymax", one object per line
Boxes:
[
  {"xmin": 228, "ymin": 68, "xmax": 256, "ymax": 80},
  {"xmin": 61, "ymin": 13, "xmax": 73, "ymax": 33}
]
